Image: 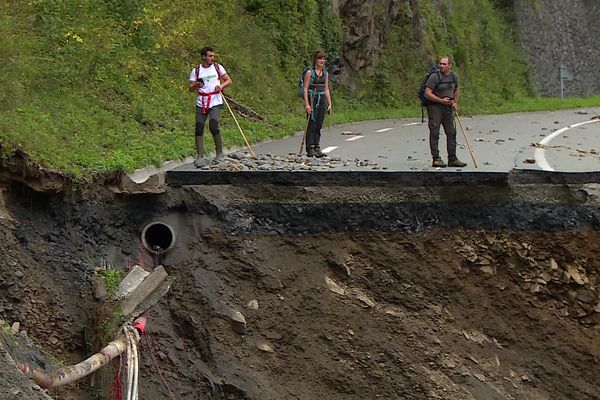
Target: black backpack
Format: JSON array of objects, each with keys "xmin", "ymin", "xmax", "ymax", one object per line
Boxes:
[{"xmin": 417, "ymin": 66, "xmax": 441, "ymax": 106}]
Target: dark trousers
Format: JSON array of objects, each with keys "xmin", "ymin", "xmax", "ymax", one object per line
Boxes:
[
  {"xmin": 427, "ymin": 104, "xmax": 457, "ymax": 160},
  {"xmin": 306, "ymin": 94, "xmax": 328, "ymax": 150},
  {"xmin": 195, "ymin": 105, "xmax": 222, "ymax": 137}
]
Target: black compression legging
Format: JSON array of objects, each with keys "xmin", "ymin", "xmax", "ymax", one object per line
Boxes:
[{"xmin": 306, "ymin": 95, "xmax": 327, "ymax": 150}]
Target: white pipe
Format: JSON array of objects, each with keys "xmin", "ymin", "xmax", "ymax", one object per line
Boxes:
[
  {"xmin": 125, "ymin": 330, "xmax": 135, "ymax": 400},
  {"xmin": 131, "ymin": 329, "xmax": 140, "ymax": 400}
]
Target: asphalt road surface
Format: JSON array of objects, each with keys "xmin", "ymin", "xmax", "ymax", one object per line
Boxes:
[{"xmin": 252, "ymin": 108, "xmax": 600, "ymax": 172}]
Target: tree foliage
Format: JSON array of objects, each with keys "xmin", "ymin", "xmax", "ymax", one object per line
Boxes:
[{"xmin": 242, "ymin": 0, "xmax": 342, "ymax": 70}]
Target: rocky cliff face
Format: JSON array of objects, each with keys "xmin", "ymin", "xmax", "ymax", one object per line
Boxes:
[
  {"xmin": 332, "ymin": 0, "xmax": 599, "ymax": 98},
  {"xmin": 514, "ymin": 0, "xmax": 600, "ymax": 97},
  {"xmin": 332, "ymin": 0, "xmax": 404, "ymax": 88}
]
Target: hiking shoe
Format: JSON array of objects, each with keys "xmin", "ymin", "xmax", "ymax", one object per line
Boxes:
[
  {"xmin": 448, "ymin": 159, "xmax": 467, "ymax": 168},
  {"xmin": 306, "ymin": 147, "xmax": 317, "ymax": 157},
  {"xmin": 314, "ymin": 146, "xmax": 326, "ymax": 158},
  {"xmin": 194, "ymin": 157, "xmax": 209, "ymax": 168},
  {"xmin": 432, "ymin": 159, "xmax": 447, "ymax": 168}
]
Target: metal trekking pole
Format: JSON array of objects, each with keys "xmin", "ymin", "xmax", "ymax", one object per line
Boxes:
[
  {"xmin": 455, "ymin": 110, "xmax": 478, "ymax": 168},
  {"xmin": 222, "ymin": 94, "xmax": 255, "ymax": 157}
]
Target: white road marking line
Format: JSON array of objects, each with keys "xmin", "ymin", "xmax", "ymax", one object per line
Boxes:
[
  {"xmin": 375, "ymin": 128, "xmax": 393, "ymax": 132},
  {"xmin": 534, "ymin": 119, "xmax": 600, "ymax": 171},
  {"xmin": 321, "ymin": 146, "xmax": 338, "ymax": 154},
  {"xmin": 345, "ymin": 135, "xmax": 364, "ymax": 141},
  {"xmin": 404, "ymin": 122, "xmax": 420, "ymax": 126}
]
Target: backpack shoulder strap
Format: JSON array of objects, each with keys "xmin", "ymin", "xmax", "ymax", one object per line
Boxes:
[
  {"xmin": 428, "ymin": 70, "xmax": 441, "ymax": 90},
  {"xmin": 435, "ymin": 70, "xmax": 457, "ymax": 86},
  {"xmin": 213, "ymin": 63, "xmax": 219, "ymax": 80},
  {"xmin": 214, "ymin": 62, "xmax": 224, "ymax": 81},
  {"xmin": 311, "ymin": 67, "xmax": 328, "ymax": 82}
]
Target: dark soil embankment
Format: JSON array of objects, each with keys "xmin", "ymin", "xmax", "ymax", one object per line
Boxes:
[{"xmin": 1, "ymin": 180, "xmax": 599, "ymax": 399}]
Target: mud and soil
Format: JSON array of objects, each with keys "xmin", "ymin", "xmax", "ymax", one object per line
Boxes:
[{"xmin": 0, "ymin": 179, "xmax": 599, "ymax": 400}]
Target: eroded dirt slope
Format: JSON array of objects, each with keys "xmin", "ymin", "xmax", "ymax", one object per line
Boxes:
[
  {"xmin": 144, "ymin": 228, "xmax": 600, "ymax": 400},
  {"xmin": 0, "ymin": 182, "xmax": 599, "ymax": 399}
]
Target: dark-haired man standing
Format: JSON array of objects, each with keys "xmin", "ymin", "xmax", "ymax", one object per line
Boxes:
[
  {"xmin": 189, "ymin": 46, "xmax": 232, "ymax": 167},
  {"xmin": 424, "ymin": 56, "xmax": 466, "ymax": 168}
]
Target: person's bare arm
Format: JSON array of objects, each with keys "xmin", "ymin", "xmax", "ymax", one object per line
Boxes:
[
  {"xmin": 303, "ymin": 70, "xmax": 312, "ymax": 114},
  {"xmin": 215, "ymin": 73, "xmax": 232, "ymax": 92},
  {"xmin": 452, "ymin": 86, "xmax": 460, "ymax": 110},
  {"xmin": 325, "ymin": 74, "xmax": 332, "ymax": 114}
]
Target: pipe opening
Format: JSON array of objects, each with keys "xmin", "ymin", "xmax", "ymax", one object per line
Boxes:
[{"xmin": 141, "ymin": 222, "xmax": 175, "ymax": 254}]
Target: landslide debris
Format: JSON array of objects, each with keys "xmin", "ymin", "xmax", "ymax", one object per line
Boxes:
[{"xmin": 0, "ymin": 182, "xmax": 598, "ymax": 399}]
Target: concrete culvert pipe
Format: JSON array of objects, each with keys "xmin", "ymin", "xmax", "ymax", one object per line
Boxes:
[{"xmin": 141, "ymin": 222, "xmax": 175, "ymax": 254}]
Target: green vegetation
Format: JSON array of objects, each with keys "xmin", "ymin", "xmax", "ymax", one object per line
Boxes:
[
  {"xmin": 0, "ymin": 0, "xmax": 597, "ymax": 179},
  {"xmin": 99, "ymin": 304, "xmax": 124, "ymax": 343},
  {"xmin": 0, "ymin": 319, "xmax": 9, "ymax": 333},
  {"xmin": 99, "ymin": 268, "xmax": 123, "ymax": 297}
]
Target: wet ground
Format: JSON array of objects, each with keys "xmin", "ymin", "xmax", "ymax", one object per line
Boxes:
[{"xmin": 0, "ymin": 176, "xmax": 599, "ymax": 399}]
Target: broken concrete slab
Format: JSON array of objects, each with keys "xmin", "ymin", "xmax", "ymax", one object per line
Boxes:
[
  {"xmin": 111, "ymin": 265, "xmax": 150, "ymax": 301},
  {"xmin": 121, "ymin": 266, "xmax": 171, "ymax": 319},
  {"xmin": 109, "ymin": 171, "xmax": 167, "ymax": 194}
]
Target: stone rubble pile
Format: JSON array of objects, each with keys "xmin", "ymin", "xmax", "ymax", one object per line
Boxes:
[
  {"xmin": 455, "ymin": 232, "xmax": 599, "ymax": 325},
  {"xmin": 195, "ymin": 152, "xmax": 382, "ymax": 171}
]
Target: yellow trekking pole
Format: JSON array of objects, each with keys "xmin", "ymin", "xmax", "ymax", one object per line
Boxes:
[
  {"xmin": 214, "ymin": 57, "xmax": 255, "ymax": 157},
  {"xmin": 222, "ymin": 94, "xmax": 255, "ymax": 158},
  {"xmin": 455, "ymin": 110, "xmax": 478, "ymax": 168}
]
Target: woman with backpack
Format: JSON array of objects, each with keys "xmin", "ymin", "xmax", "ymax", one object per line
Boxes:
[{"xmin": 302, "ymin": 51, "xmax": 332, "ymax": 158}]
